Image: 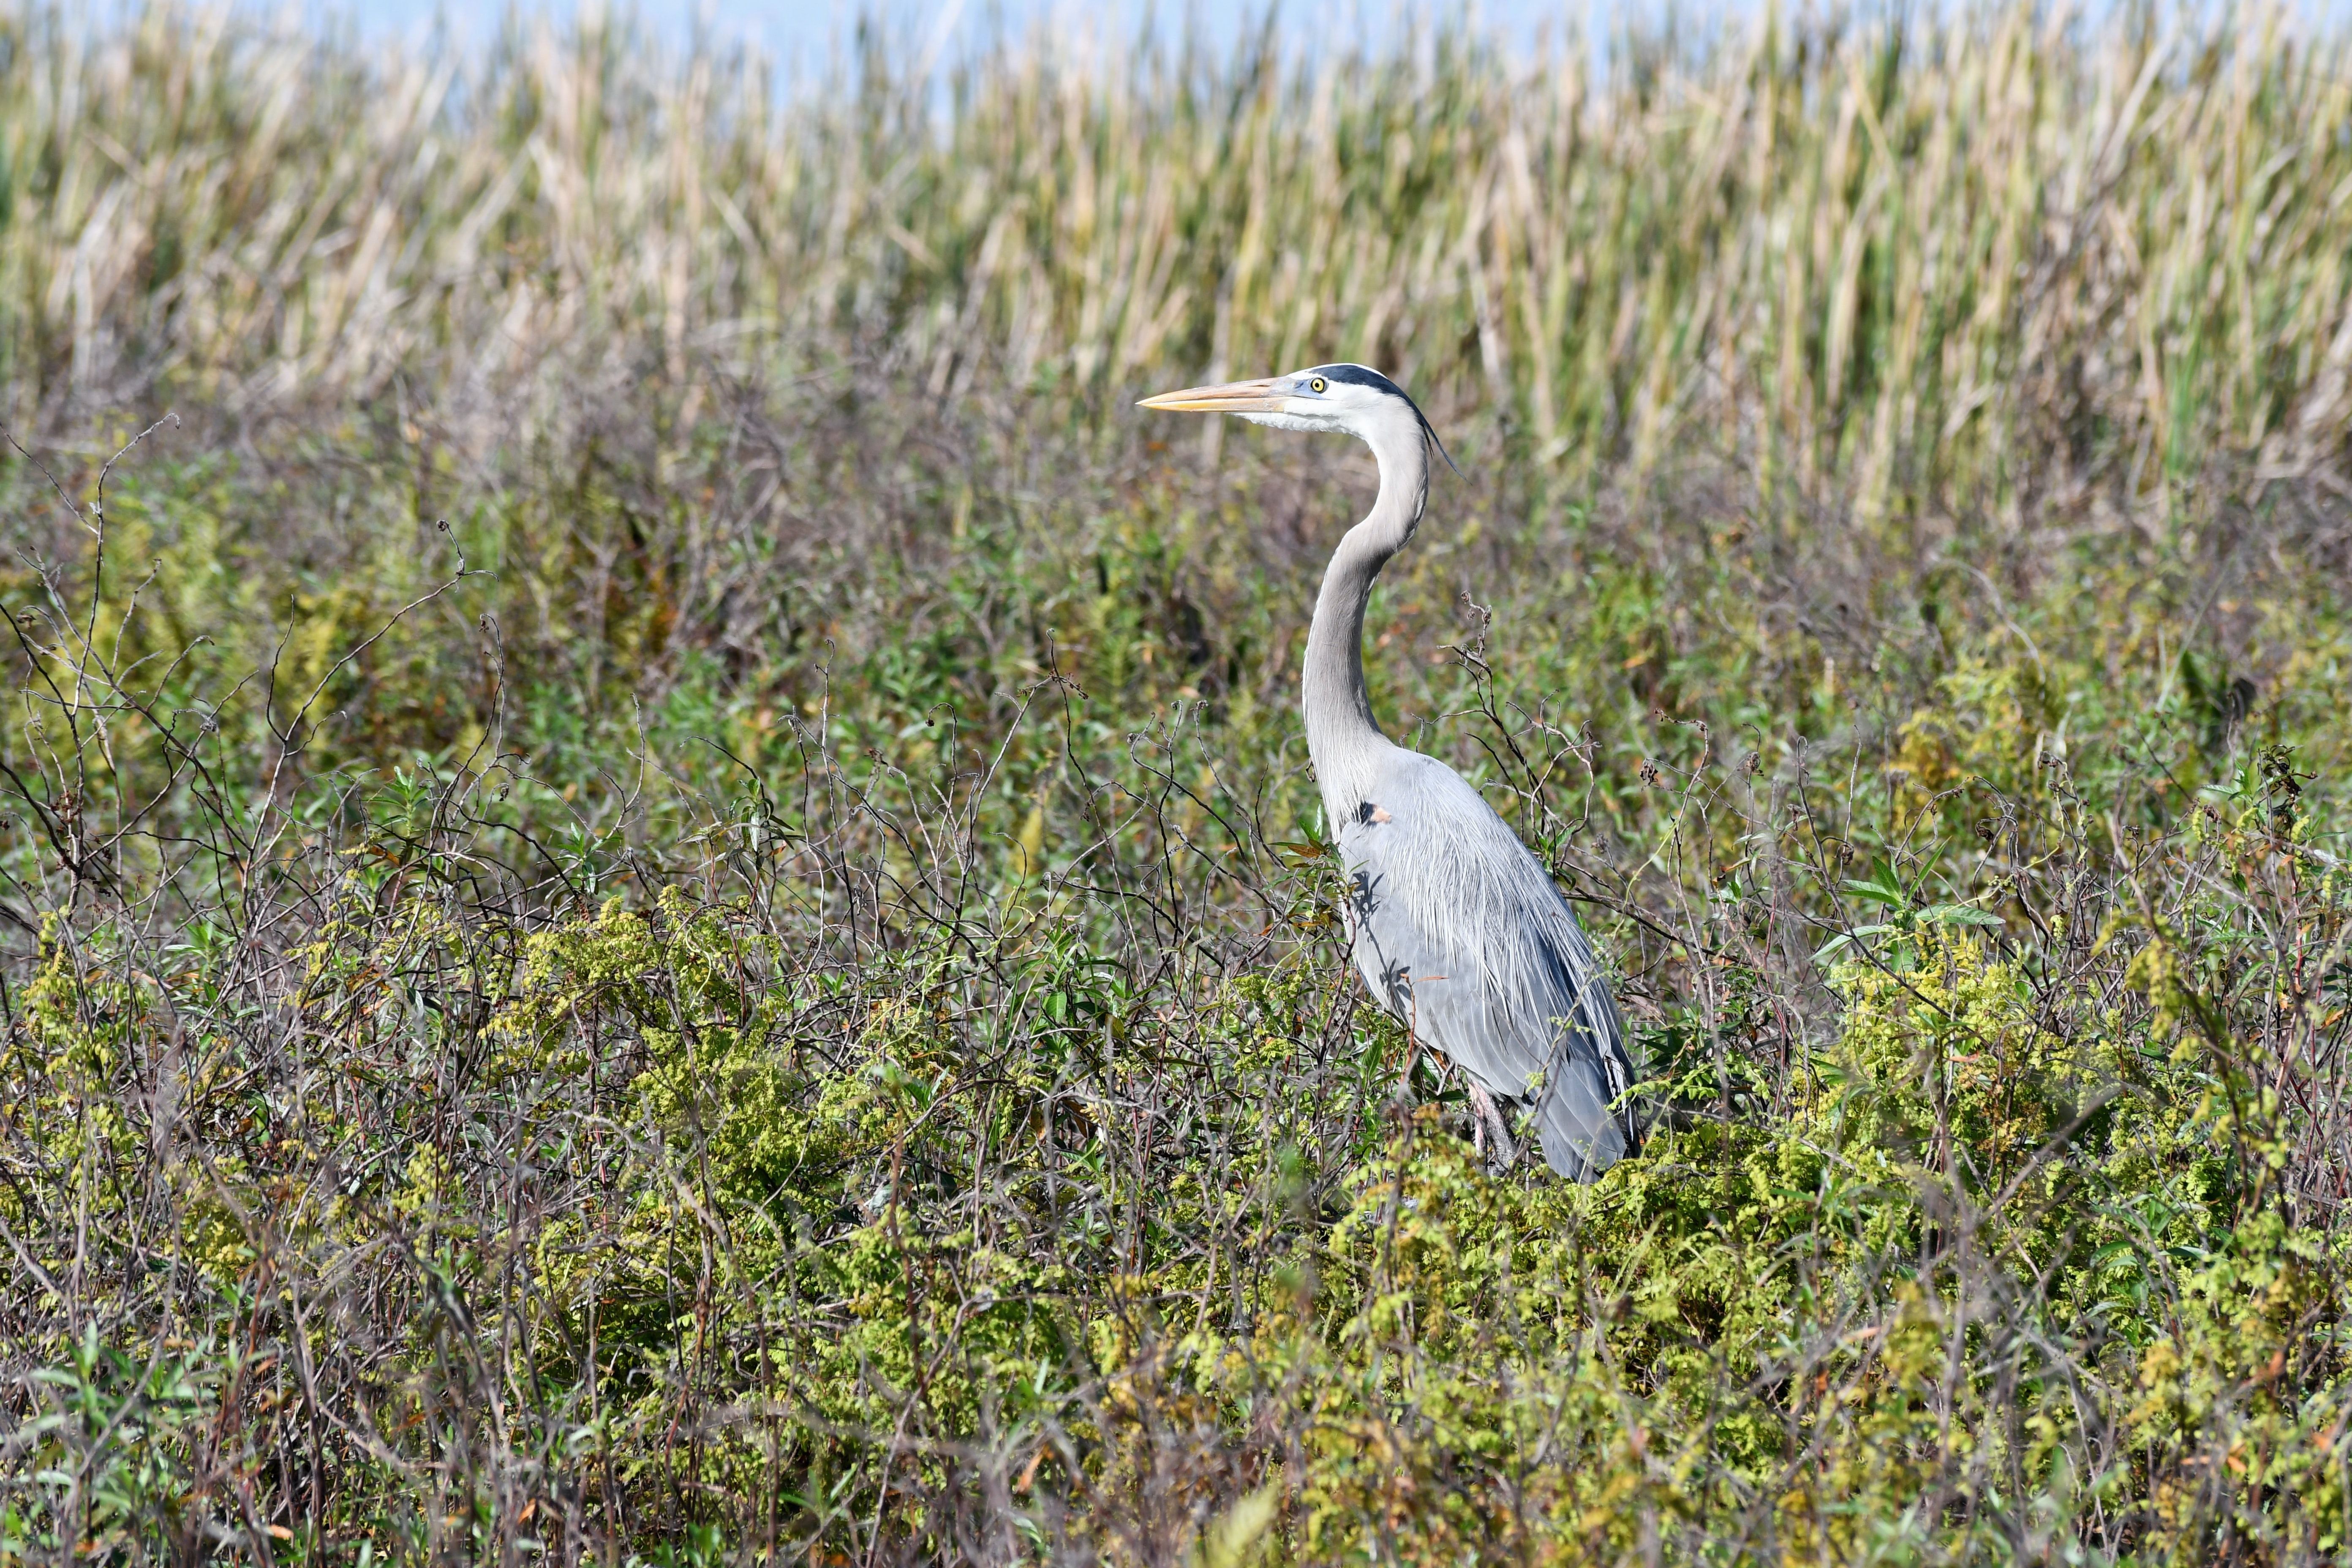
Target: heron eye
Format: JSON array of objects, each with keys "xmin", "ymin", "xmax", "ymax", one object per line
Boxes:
[{"xmin": 1309, "ymin": 377, "xmax": 1328, "ymax": 394}]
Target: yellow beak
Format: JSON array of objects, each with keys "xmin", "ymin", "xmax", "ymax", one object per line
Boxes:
[{"xmin": 1136, "ymin": 377, "xmax": 1287, "ymax": 414}]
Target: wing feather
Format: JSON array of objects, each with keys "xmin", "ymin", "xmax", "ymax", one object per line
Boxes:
[{"xmin": 1337, "ymin": 749, "xmax": 1638, "ymax": 1181}]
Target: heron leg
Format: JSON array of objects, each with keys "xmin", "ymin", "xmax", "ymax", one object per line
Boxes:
[
  {"xmin": 1465, "ymin": 1081, "xmax": 1518, "ymax": 1170},
  {"xmin": 1397, "ymin": 984, "xmax": 1421, "ymax": 1094}
]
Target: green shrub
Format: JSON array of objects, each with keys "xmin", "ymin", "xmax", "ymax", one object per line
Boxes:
[{"xmin": 1, "ymin": 3, "xmax": 2349, "ymax": 1563}]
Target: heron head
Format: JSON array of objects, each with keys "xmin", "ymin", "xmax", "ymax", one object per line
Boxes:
[{"xmin": 1139, "ymin": 363, "xmax": 1457, "ymax": 472}]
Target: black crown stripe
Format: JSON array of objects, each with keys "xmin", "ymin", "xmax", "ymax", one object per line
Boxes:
[{"xmin": 1305, "ymin": 363, "xmax": 1461, "ymax": 476}]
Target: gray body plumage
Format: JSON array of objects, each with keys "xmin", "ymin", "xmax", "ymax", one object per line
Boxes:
[
  {"xmin": 1139, "ymin": 361, "xmax": 1640, "ymax": 1180},
  {"xmin": 1334, "ymin": 749, "xmax": 1634, "ymax": 1179}
]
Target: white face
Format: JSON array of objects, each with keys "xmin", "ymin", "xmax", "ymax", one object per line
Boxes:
[
  {"xmin": 1136, "ymin": 366, "xmax": 1399, "ymax": 440},
  {"xmin": 1137, "ymin": 365, "xmax": 1454, "ymax": 478},
  {"xmin": 1238, "ymin": 369, "xmax": 1395, "ymax": 435}
]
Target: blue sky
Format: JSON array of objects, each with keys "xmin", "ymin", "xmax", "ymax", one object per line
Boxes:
[
  {"xmin": 182, "ymin": 0, "xmax": 2352, "ymax": 87},
  {"xmin": 287, "ymin": 0, "xmax": 1650, "ymax": 77}
]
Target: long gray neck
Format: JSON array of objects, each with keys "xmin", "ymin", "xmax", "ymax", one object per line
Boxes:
[{"xmin": 1302, "ymin": 406, "xmax": 1430, "ymax": 817}]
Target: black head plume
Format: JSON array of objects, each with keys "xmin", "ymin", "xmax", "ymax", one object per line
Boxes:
[{"xmin": 1308, "ymin": 363, "xmax": 1462, "ymax": 476}]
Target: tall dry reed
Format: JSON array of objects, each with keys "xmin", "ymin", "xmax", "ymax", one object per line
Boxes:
[{"xmin": 3, "ymin": 4, "xmax": 2348, "ymax": 505}]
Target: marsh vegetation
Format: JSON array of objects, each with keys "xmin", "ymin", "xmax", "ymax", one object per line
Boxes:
[{"xmin": 1, "ymin": 3, "xmax": 2349, "ymax": 1560}]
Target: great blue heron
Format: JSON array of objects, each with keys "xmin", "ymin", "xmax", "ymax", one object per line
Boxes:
[{"xmin": 1141, "ymin": 364, "xmax": 1639, "ymax": 1181}]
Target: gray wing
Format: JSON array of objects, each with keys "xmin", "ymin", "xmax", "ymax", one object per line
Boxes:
[{"xmin": 1336, "ymin": 749, "xmax": 1638, "ymax": 1181}]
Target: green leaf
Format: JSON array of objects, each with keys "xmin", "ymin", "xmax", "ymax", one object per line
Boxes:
[{"xmin": 1844, "ymin": 867, "xmax": 1911, "ymax": 908}]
